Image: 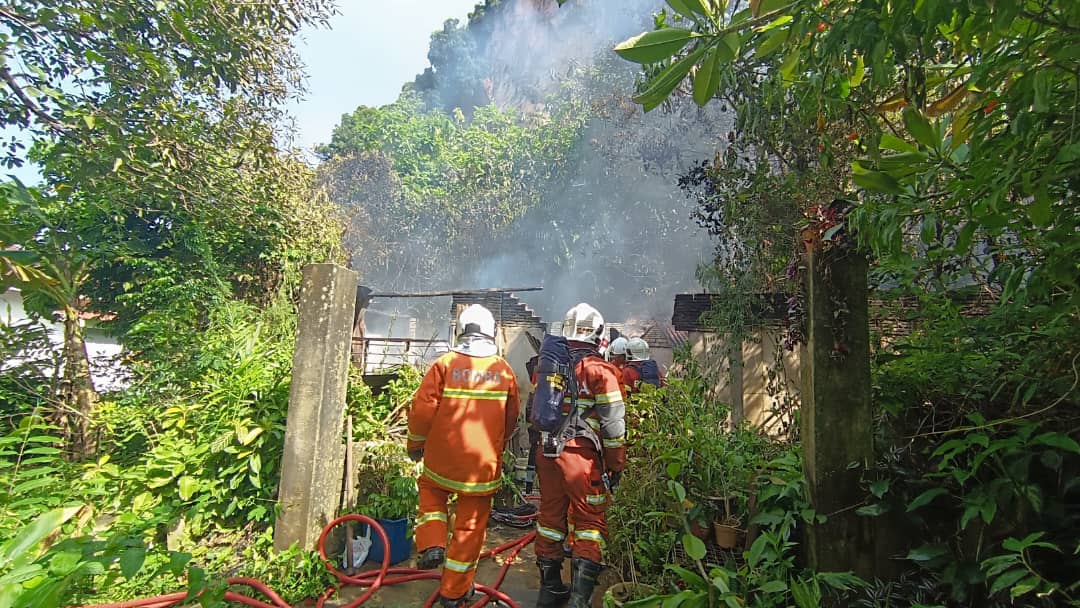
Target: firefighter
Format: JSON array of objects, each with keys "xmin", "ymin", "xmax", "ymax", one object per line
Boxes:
[
  {"xmin": 622, "ymin": 337, "xmax": 665, "ymax": 395},
  {"xmin": 407, "ymin": 304, "xmax": 521, "ymax": 608},
  {"xmin": 534, "ymin": 303, "xmax": 627, "ymax": 608},
  {"xmin": 606, "ymin": 336, "xmax": 629, "ymax": 368}
]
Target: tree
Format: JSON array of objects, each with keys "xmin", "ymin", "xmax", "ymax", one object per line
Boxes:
[
  {"xmin": 0, "ymin": 0, "xmax": 338, "ymax": 457},
  {"xmin": 613, "ymin": 0, "xmax": 1079, "ymax": 307},
  {"xmin": 0, "ymin": 184, "xmax": 100, "ymax": 455}
]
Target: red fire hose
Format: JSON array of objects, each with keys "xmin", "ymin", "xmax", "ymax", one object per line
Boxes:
[{"xmin": 77, "ymin": 514, "xmax": 536, "ymax": 608}]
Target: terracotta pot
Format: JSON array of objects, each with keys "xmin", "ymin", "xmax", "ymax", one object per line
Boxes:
[
  {"xmin": 689, "ymin": 520, "xmax": 711, "ymax": 540},
  {"xmin": 604, "ymin": 582, "xmax": 657, "ymax": 607},
  {"xmin": 713, "ymin": 522, "xmax": 738, "ymax": 548}
]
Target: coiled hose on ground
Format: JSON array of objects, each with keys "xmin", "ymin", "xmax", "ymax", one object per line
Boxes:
[{"xmin": 78, "ymin": 514, "xmax": 537, "ymax": 608}]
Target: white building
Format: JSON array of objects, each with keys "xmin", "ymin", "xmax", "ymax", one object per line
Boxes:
[{"xmin": 1, "ymin": 288, "xmax": 128, "ymax": 392}]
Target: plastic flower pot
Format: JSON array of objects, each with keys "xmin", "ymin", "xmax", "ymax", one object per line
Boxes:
[
  {"xmin": 363, "ymin": 517, "xmax": 410, "ymax": 566},
  {"xmin": 713, "ymin": 521, "xmax": 739, "ymax": 549}
]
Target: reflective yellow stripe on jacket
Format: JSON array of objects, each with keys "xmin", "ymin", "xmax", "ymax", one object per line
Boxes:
[
  {"xmin": 424, "ymin": 466, "xmax": 502, "ymax": 494},
  {"xmin": 443, "ymin": 387, "xmax": 510, "ymax": 400}
]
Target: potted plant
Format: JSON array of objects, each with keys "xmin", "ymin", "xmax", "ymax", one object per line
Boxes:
[
  {"xmin": 711, "ymin": 495, "xmax": 741, "ymax": 549},
  {"xmin": 356, "ymin": 464, "xmax": 418, "ymax": 566}
]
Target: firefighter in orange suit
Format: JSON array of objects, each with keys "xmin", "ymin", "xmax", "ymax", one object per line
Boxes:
[
  {"xmin": 407, "ymin": 304, "xmax": 520, "ymax": 608},
  {"xmin": 535, "ymin": 303, "xmax": 627, "ymax": 608}
]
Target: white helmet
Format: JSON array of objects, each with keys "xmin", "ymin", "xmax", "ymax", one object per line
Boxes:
[
  {"xmin": 458, "ymin": 304, "xmax": 496, "ymax": 339},
  {"xmin": 561, "ymin": 303, "xmax": 604, "ymax": 345},
  {"xmin": 608, "ymin": 336, "xmax": 629, "ymax": 358},
  {"xmin": 627, "ymin": 337, "xmax": 650, "ymax": 362}
]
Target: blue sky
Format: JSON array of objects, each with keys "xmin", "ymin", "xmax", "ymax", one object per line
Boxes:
[{"xmin": 287, "ymin": 0, "xmax": 481, "ymax": 155}]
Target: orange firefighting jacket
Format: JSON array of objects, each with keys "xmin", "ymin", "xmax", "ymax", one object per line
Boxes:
[
  {"xmin": 407, "ymin": 350, "xmax": 520, "ymax": 495},
  {"xmin": 566, "ymin": 342, "xmax": 627, "ymax": 473}
]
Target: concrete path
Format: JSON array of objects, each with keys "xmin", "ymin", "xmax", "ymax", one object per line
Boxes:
[{"xmin": 327, "ymin": 524, "xmax": 619, "ymax": 607}]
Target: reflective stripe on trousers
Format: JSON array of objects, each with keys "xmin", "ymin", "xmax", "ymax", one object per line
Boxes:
[
  {"xmin": 416, "ymin": 474, "xmax": 493, "ymax": 599},
  {"xmin": 534, "ymin": 438, "xmax": 609, "ymax": 563}
]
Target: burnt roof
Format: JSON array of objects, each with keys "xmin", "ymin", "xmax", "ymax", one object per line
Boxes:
[
  {"xmin": 450, "ymin": 292, "xmax": 546, "ymax": 329},
  {"xmin": 672, "ymin": 293, "xmax": 788, "ymax": 332}
]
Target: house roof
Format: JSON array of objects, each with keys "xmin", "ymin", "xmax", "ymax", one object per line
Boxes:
[
  {"xmin": 607, "ymin": 320, "xmax": 687, "ymax": 349},
  {"xmin": 671, "ymin": 293, "xmax": 788, "ymax": 332},
  {"xmin": 673, "ymin": 289, "xmax": 999, "ymax": 335},
  {"xmin": 450, "ymin": 292, "xmax": 546, "ymax": 329}
]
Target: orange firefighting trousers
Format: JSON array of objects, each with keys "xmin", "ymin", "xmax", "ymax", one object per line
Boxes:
[
  {"xmin": 534, "ymin": 438, "xmax": 609, "ymax": 563},
  {"xmin": 415, "ymin": 474, "xmax": 493, "ymax": 600}
]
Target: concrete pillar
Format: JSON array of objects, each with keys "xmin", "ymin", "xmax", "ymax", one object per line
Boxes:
[
  {"xmin": 274, "ymin": 263, "xmax": 358, "ymax": 552},
  {"xmin": 800, "ymin": 249, "xmax": 875, "ymax": 578}
]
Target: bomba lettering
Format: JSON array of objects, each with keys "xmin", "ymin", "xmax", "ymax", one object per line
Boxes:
[{"xmin": 451, "ymin": 368, "xmax": 502, "ymax": 384}]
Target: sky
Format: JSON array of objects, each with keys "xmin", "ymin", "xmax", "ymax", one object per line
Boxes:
[{"xmin": 287, "ymin": 0, "xmax": 482, "ymax": 155}]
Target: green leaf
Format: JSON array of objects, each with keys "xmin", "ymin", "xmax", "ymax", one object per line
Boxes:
[
  {"xmin": 747, "ymin": 535, "xmax": 767, "ymax": 566},
  {"xmin": 119, "ymin": 547, "xmax": 146, "ymax": 579},
  {"xmin": 756, "ymin": 28, "xmax": 788, "ymax": 58},
  {"xmin": 1010, "ymin": 578, "xmax": 1039, "ymax": 598},
  {"xmin": 1033, "ymin": 432, "xmax": 1080, "ymax": 454},
  {"xmin": 668, "ymin": 0, "xmax": 712, "ymax": 19},
  {"xmin": 905, "ymin": 544, "xmax": 948, "ymax": 562},
  {"xmin": 879, "ymin": 133, "xmax": 918, "ymax": 153},
  {"xmin": 615, "ymin": 29, "xmax": 699, "ymax": 64},
  {"xmin": 169, "ymin": 552, "xmax": 192, "ymax": 577},
  {"xmin": 849, "ymin": 55, "xmax": 865, "ymax": 87},
  {"xmin": 665, "ymin": 461, "xmax": 682, "ymax": 478},
  {"xmin": 988, "ymin": 569, "xmax": 1027, "ymax": 595},
  {"xmin": 856, "ymin": 503, "xmax": 888, "ymax": 516},
  {"xmin": 902, "ymin": 107, "xmax": 939, "ymax": 150},
  {"xmin": 669, "ymin": 479, "xmax": 687, "ymax": 502},
  {"xmin": 907, "ymin": 488, "xmax": 950, "ymax": 511},
  {"xmin": 759, "ymin": 580, "xmax": 788, "ymax": 593},
  {"xmin": 666, "ymin": 564, "xmax": 706, "ymax": 589},
  {"xmin": 634, "ymin": 44, "xmax": 708, "ymax": 111},
  {"xmin": 682, "ymin": 533, "xmax": 706, "ymax": 560},
  {"xmin": 779, "ymin": 49, "xmax": 800, "ymax": 85},
  {"xmin": 693, "ymin": 44, "xmax": 722, "ymax": 106},
  {"xmin": 852, "ymin": 167, "xmax": 903, "ymax": 195},
  {"xmin": 1032, "ymin": 70, "xmax": 1050, "ymax": 112},
  {"xmin": 666, "ymin": 0, "xmax": 708, "ymax": 21},
  {"xmin": 82, "ymin": 114, "xmax": 95, "ymax": 130},
  {"xmin": 178, "ymin": 476, "xmax": 199, "ymax": 501},
  {"xmin": 869, "ymin": 479, "xmax": 889, "ymax": 498},
  {"xmin": 718, "ymin": 33, "xmax": 740, "ymax": 62},
  {"xmin": 756, "ymin": 15, "xmax": 792, "ymax": 33},
  {"xmin": 1027, "ymin": 191, "xmax": 1052, "ymax": 227},
  {"xmin": 0, "ymin": 506, "xmax": 81, "ymax": 567}
]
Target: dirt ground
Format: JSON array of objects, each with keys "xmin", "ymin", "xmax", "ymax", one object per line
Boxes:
[{"xmin": 326, "ymin": 523, "xmax": 620, "ymax": 608}]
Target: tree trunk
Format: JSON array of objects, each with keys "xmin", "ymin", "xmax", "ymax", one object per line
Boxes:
[{"xmin": 60, "ymin": 305, "xmax": 98, "ymax": 458}]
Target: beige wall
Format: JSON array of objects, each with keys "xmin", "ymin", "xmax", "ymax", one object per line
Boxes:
[{"xmin": 686, "ymin": 328, "xmax": 800, "ymax": 434}]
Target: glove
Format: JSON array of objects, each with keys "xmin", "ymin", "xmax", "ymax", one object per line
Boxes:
[
  {"xmin": 606, "ymin": 470, "xmax": 622, "ymax": 492},
  {"xmin": 408, "ymin": 449, "xmax": 423, "ymax": 463}
]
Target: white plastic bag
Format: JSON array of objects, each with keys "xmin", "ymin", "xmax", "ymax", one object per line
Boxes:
[{"xmin": 342, "ymin": 525, "xmax": 372, "ymax": 569}]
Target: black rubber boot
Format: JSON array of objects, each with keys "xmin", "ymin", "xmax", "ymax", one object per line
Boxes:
[
  {"xmin": 417, "ymin": 546, "xmax": 445, "ymax": 570},
  {"xmin": 438, "ymin": 585, "xmax": 475, "ymax": 607},
  {"xmin": 568, "ymin": 557, "xmax": 603, "ymax": 608},
  {"xmin": 536, "ymin": 556, "xmax": 570, "ymax": 607}
]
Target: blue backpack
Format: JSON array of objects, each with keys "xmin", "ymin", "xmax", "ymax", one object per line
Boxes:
[
  {"xmin": 530, "ymin": 335, "xmax": 593, "ymax": 457},
  {"xmin": 530, "ymin": 335, "xmax": 576, "ymax": 433},
  {"xmin": 632, "ymin": 360, "xmax": 662, "ymax": 388}
]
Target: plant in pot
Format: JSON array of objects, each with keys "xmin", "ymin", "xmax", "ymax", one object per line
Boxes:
[
  {"xmin": 355, "ymin": 462, "xmax": 419, "ymax": 566},
  {"xmin": 710, "ymin": 494, "xmax": 742, "ymax": 550}
]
